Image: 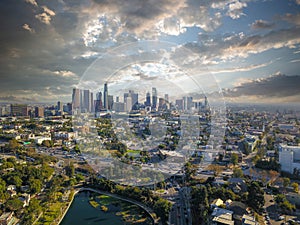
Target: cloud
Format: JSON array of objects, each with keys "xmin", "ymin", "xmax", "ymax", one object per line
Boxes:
[
  {"xmin": 22, "ymin": 23, "xmax": 35, "ymax": 33},
  {"xmin": 291, "ymin": 59, "xmax": 300, "ymax": 63},
  {"xmin": 210, "ymin": 61, "xmax": 272, "ymax": 74},
  {"xmin": 227, "ymin": 0, "xmax": 247, "ymax": 19},
  {"xmin": 281, "ymin": 13, "xmax": 300, "ymax": 26},
  {"xmin": 41, "ymin": 6, "xmax": 56, "ymax": 17},
  {"xmin": 25, "ymin": 0, "xmax": 38, "ymax": 7},
  {"xmin": 35, "ymin": 6, "xmax": 56, "ymax": 25},
  {"xmin": 251, "ymin": 20, "xmax": 275, "ymax": 29},
  {"xmin": 53, "ymin": 70, "xmax": 77, "ymax": 77},
  {"xmin": 187, "ymin": 26, "xmax": 300, "ymax": 63},
  {"xmin": 224, "ymin": 74, "xmax": 300, "ymax": 100},
  {"xmin": 91, "ymin": 0, "xmax": 186, "ymax": 35}
]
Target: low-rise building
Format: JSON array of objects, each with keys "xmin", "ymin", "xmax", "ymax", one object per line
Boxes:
[
  {"xmin": 0, "ymin": 212, "xmax": 17, "ymax": 225},
  {"xmin": 279, "ymin": 144, "xmax": 300, "ymax": 174},
  {"xmin": 211, "ymin": 207, "xmax": 234, "ymax": 225},
  {"xmin": 242, "ymin": 214, "xmax": 258, "ymax": 225}
]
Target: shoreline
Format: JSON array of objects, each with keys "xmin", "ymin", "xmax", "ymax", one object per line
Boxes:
[
  {"xmin": 56, "ymin": 187, "xmax": 158, "ymax": 225},
  {"xmin": 55, "ymin": 189, "xmax": 78, "ymax": 225}
]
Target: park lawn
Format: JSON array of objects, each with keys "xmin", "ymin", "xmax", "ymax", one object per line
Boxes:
[
  {"xmin": 127, "ymin": 149, "xmax": 141, "ymax": 154},
  {"xmin": 97, "ymin": 195, "xmax": 118, "ymax": 205},
  {"xmin": 36, "ymin": 202, "xmax": 66, "ymax": 225}
]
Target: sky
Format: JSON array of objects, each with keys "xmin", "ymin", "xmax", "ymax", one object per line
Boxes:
[{"xmin": 0, "ymin": 0, "xmax": 300, "ymax": 104}]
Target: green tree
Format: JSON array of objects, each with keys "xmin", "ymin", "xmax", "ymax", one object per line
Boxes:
[
  {"xmin": 283, "ymin": 177, "xmax": 290, "ymax": 188},
  {"xmin": 291, "ymin": 182, "xmax": 299, "ymax": 193},
  {"xmin": 231, "ymin": 153, "xmax": 239, "ymax": 166},
  {"xmin": 6, "ymin": 197, "xmax": 23, "ymax": 211},
  {"xmin": 29, "ymin": 178, "xmax": 42, "ymax": 194},
  {"xmin": 247, "ymin": 181, "xmax": 265, "ymax": 212},
  {"xmin": 7, "ymin": 175, "xmax": 23, "ymax": 187},
  {"xmin": 8, "ymin": 139, "xmax": 19, "ymax": 152},
  {"xmin": 233, "ymin": 168, "xmax": 244, "ymax": 178},
  {"xmin": 191, "ymin": 186, "xmax": 209, "ymax": 225},
  {"xmin": 153, "ymin": 198, "xmax": 172, "ymax": 224},
  {"xmin": 65, "ymin": 163, "xmax": 75, "ymax": 177}
]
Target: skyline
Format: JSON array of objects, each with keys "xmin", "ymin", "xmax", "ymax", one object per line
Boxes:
[{"xmin": 0, "ymin": 0, "xmax": 300, "ymax": 104}]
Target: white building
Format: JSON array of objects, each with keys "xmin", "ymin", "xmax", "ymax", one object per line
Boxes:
[{"xmin": 279, "ymin": 144, "xmax": 300, "ymax": 174}]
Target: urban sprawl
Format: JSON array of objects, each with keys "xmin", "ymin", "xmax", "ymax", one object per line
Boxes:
[{"xmin": 0, "ymin": 83, "xmax": 300, "ymax": 225}]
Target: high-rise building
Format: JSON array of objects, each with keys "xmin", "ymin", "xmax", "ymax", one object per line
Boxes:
[
  {"xmin": 204, "ymin": 96, "xmax": 208, "ymax": 108},
  {"xmin": 35, "ymin": 106, "xmax": 44, "ymax": 118},
  {"xmin": 72, "ymin": 88, "xmax": 81, "ymax": 110},
  {"xmin": 11, "ymin": 104, "xmax": 28, "ymax": 116},
  {"xmin": 164, "ymin": 94, "xmax": 169, "ymax": 103},
  {"xmin": 152, "ymin": 87, "xmax": 157, "ymax": 110},
  {"xmin": 145, "ymin": 92, "xmax": 151, "ymax": 106},
  {"xmin": 103, "ymin": 83, "xmax": 108, "ymax": 110},
  {"xmin": 183, "ymin": 96, "xmax": 193, "ymax": 110},
  {"xmin": 125, "ymin": 96, "xmax": 132, "ymax": 112},
  {"xmin": 158, "ymin": 97, "xmax": 166, "ymax": 110},
  {"xmin": 57, "ymin": 101, "xmax": 62, "ymax": 111},
  {"xmin": 95, "ymin": 91, "xmax": 103, "ymax": 113},
  {"xmin": 90, "ymin": 92, "xmax": 94, "ymax": 112},
  {"xmin": 108, "ymin": 95, "xmax": 114, "ymax": 110},
  {"xmin": 124, "ymin": 90, "xmax": 138, "ymax": 110},
  {"xmin": 114, "ymin": 102, "xmax": 125, "ymax": 112},
  {"xmin": 175, "ymin": 99, "xmax": 183, "ymax": 110},
  {"xmin": 83, "ymin": 89, "xmax": 90, "ymax": 112}
]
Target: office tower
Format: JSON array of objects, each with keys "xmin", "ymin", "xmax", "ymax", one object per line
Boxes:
[
  {"xmin": 90, "ymin": 92, "xmax": 94, "ymax": 112},
  {"xmin": 35, "ymin": 106, "xmax": 44, "ymax": 118},
  {"xmin": 103, "ymin": 83, "xmax": 108, "ymax": 110},
  {"xmin": 95, "ymin": 91, "xmax": 103, "ymax": 113},
  {"xmin": 164, "ymin": 94, "xmax": 169, "ymax": 102},
  {"xmin": 57, "ymin": 101, "xmax": 62, "ymax": 111},
  {"xmin": 183, "ymin": 96, "xmax": 193, "ymax": 110},
  {"xmin": 175, "ymin": 99, "xmax": 183, "ymax": 110},
  {"xmin": 124, "ymin": 90, "xmax": 138, "ymax": 110},
  {"xmin": 204, "ymin": 96, "xmax": 208, "ymax": 108},
  {"xmin": 108, "ymin": 95, "xmax": 114, "ymax": 110},
  {"xmin": 114, "ymin": 99, "xmax": 125, "ymax": 112},
  {"xmin": 158, "ymin": 97, "xmax": 166, "ymax": 110},
  {"xmin": 188, "ymin": 96, "xmax": 193, "ymax": 110},
  {"xmin": 130, "ymin": 91, "xmax": 138, "ymax": 107},
  {"xmin": 11, "ymin": 104, "xmax": 28, "ymax": 116},
  {"xmin": 125, "ymin": 96, "xmax": 132, "ymax": 112},
  {"xmin": 83, "ymin": 89, "xmax": 90, "ymax": 112},
  {"xmin": 145, "ymin": 92, "xmax": 151, "ymax": 106},
  {"xmin": 152, "ymin": 87, "xmax": 157, "ymax": 110},
  {"xmin": 72, "ymin": 88, "xmax": 81, "ymax": 110}
]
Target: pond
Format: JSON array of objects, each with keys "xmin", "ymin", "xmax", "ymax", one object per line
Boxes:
[{"xmin": 60, "ymin": 191, "xmax": 153, "ymax": 225}]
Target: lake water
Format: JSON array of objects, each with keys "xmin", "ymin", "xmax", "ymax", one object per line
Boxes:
[{"xmin": 60, "ymin": 191, "xmax": 152, "ymax": 225}]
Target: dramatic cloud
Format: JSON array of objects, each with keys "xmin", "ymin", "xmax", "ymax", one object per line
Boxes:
[
  {"xmin": 251, "ymin": 20, "xmax": 275, "ymax": 29},
  {"xmin": 227, "ymin": 0, "xmax": 247, "ymax": 19},
  {"xmin": 25, "ymin": 0, "xmax": 38, "ymax": 7},
  {"xmin": 188, "ymin": 26, "xmax": 300, "ymax": 63},
  {"xmin": 35, "ymin": 6, "xmax": 56, "ymax": 25},
  {"xmin": 22, "ymin": 23, "xmax": 35, "ymax": 33},
  {"xmin": 225, "ymin": 74, "xmax": 300, "ymax": 99},
  {"xmin": 210, "ymin": 61, "xmax": 272, "ymax": 74},
  {"xmin": 53, "ymin": 70, "xmax": 77, "ymax": 77},
  {"xmin": 281, "ymin": 13, "xmax": 300, "ymax": 25}
]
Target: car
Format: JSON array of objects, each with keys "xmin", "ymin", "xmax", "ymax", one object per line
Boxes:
[{"xmin": 278, "ymin": 216, "xmax": 284, "ymax": 220}]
